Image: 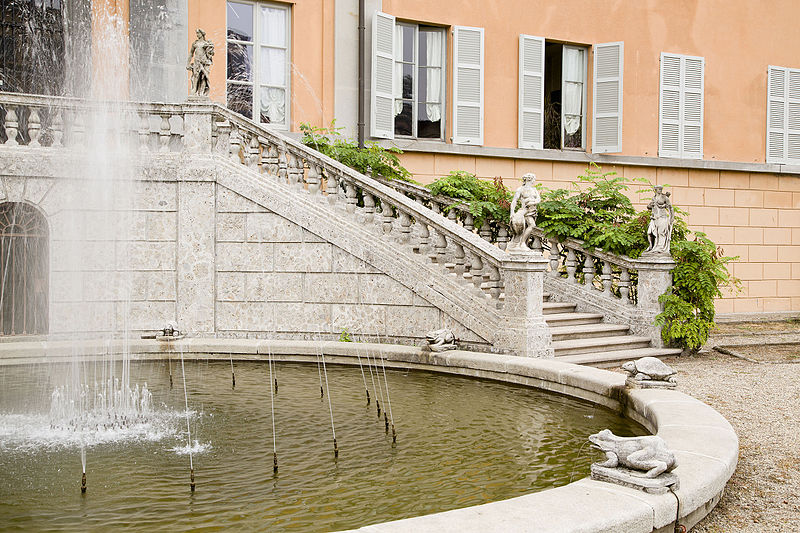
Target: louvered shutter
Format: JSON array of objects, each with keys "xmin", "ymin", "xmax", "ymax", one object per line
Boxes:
[
  {"xmin": 371, "ymin": 11, "xmax": 395, "ymax": 139},
  {"xmin": 453, "ymin": 26, "xmax": 484, "ymax": 145},
  {"xmin": 788, "ymin": 69, "xmax": 800, "ymax": 163},
  {"xmin": 659, "ymin": 52, "xmax": 704, "ymax": 159},
  {"xmin": 767, "ymin": 66, "xmax": 787, "ymax": 163},
  {"xmin": 659, "ymin": 53, "xmax": 682, "ymax": 158},
  {"xmin": 518, "ymin": 35, "xmax": 544, "ymax": 149},
  {"xmin": 682, "ymin": 56, "xmax": 704, "ymax": 158},
  {"xmin": 592, "ymin": 42, "xmax": 623, "ymax": 153}
]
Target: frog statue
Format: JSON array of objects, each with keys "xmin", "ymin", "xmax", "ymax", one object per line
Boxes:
[
  {"xmin": 588, "ymin": 429, "xmax": 677, "ymax": 478},
  {"xmin": 425, "ymin": 328, "xmax": 457, "ymax": 352}
]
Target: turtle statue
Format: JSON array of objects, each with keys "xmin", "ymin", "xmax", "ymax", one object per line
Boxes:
[{"xmin": 622, "ymin": 356, "xmax": 677, "ymax": 388}]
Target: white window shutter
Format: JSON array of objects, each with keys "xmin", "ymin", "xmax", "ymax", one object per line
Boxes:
[
  {"xmin": 518, "ymin": 35, "xmax": 544, "ymax": 149},
  {"xmin": 767, "ymin": 66, "xmax": 787, "ymax": 163},
  {"xmin": 371, "ymin": 11, "xmax": 395, "ymax": 139},
  {"xmin": 659, "ymin": 53, "xmax": 682, "ymax": 158},
  {"xmin": 682, "ymin": 55, "xmax": 704, "ymax": 158},
  {"xmin": 453, "ymin": 26, "xmax": 484, "ymax": 145},
  {"xmin": 787, "ymin": 69, "xmax": 800, "ymax": 163},
  {"xmin": 592, "ymin": 42, "xmax": 623, "ymax": 153}
]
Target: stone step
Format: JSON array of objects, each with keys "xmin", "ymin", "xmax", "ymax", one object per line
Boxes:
[
  {"xmin": 552, "ymin": 335, "xmax": 652, "ymax": 356},
  {"xmin": 542, "ymin": 301, "xmax": 577, "ymax": 315},
  {"xmin": 543, "ymin": 312, "xmax": 605, "ymax": 327},
  {"xmin": 555, "ymin": 347, "xmax": 684, "ymax": 368},
  {"xmin": 549, "ymin": 323, "xmax": 630, "ymax": 342}
]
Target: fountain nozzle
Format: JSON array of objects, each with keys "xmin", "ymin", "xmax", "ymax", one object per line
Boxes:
[
  {"xmin": 273, "ymin": 452, "xmax": 278, "ymax": 473},
  {"xmin": 384, "ymin": 412, "xmax": 389, "ymax": 433},
  {"xmin": 392, "ymin": 424, "xmax": 397, "ymax": 444},
  {"xmin": 366, "ymin": 389, "xmax": 370, "ymax": 405},
  {"xmin": 190, "ymin": 468, "xmax": 195, "ymax": 492},
  {"xmin": 81, "ymin": 472, "xmax": 86, "ymax": 493},
  {"xmin": 333, "ymin": 438, "xmax": 339, "ymax": 459}
]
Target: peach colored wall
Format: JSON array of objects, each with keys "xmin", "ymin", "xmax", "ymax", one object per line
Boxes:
[
  {"xmin": 91, "ymin": 0, "xmax": 130, "ymax": 99},
  {"xmin": 400, "ymin": 153, "xmax": 800, "ymax": 315},
  {"xmin": 188, "ymin": 0, "xmax": 334, "ymax": 128},
  {"xmin": 383, "ymin": 0, "xmax": 800, "ymax": 164}
]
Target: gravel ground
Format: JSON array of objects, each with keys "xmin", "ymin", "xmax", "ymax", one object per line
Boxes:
[{"xmin": 636, "ymin": 347, "xmax": 800, "ymax": 532}]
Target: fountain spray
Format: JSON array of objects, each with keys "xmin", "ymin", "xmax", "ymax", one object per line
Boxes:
[
  {"xmin": 80, "ymin": 445, "xmax": 87, "ymax": 493},
  {"xmin": 267, "ymin": 342, "xmax": 278, "ymax": 474},
  {"xmin": 179, "ymin": 350, "xmax": 195, "ymax": 492}
]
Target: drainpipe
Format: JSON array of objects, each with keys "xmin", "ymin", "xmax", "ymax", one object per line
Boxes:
[{"xmin": 357, "ymin": 0, "xmax": 366, "ymax": 149}]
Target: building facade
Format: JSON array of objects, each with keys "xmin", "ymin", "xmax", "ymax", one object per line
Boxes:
[{"xmin": 4, "ymin": 0, "xmax": 800, "ymax": 317}]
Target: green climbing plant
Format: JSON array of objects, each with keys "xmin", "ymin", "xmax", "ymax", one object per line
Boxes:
[
  {"xmin": 299, "ymin": 121, "xmax": 414, "ymax": 182},
  {"xmin": 425, "ymin": 171, "xmax": 513, "ymax": 228}
]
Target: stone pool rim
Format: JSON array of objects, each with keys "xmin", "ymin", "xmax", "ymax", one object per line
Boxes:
[{"xmin": 0, "ymin": 338, "xmax": 738, "ymax": 533}]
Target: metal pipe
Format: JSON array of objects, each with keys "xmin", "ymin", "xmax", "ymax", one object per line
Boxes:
[{"xmin": 357, "ymin": 0, "xmax": 366, "ymax": 149}]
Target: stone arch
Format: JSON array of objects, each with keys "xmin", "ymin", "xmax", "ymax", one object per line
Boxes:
[{"xmin": 0, "ymin": 201, "xmax": 49, "ymax": 335}]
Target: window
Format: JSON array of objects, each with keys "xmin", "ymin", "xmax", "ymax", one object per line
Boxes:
[
  {"xmin": 544, "ymin": 43, "xmax": 587, "ymax": 149},
  {"xmin": 767, "ymin": 65, "xmax": 800, "ymax": 164},
  {"xmin": 371, "ymin": 12, "xmax": 454, "ymax": 142},
  {"xmin": 393, "ymin": 23, "xmax": 445, "ymax": 139},
  {"xmin": 659, "ymin": 52, "xmax": 704, "ymax": 159},
  {"xmin": 226, "ymin": 1, "xmax": 290, "ymax": 128}
]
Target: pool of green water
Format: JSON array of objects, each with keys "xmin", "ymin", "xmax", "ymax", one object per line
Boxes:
[{"xmin": 0, "ymin": 359, "xmax": 644, "ymax": 531}]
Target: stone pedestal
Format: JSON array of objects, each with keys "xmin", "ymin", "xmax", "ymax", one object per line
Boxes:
[
  {"xmin": 182, "ymin": 102, "xmax": 213, "ymax": 154},
  {"xmin": 591, "ymin": 464, "xmax": 679, "ymax": 495},
  {"xmin": 631, "ymin": 253, "xmax": 676, "ymax": 348},
  {"xmin": 498, "ymin": 252, "xmax": 553, "ymax": 358}
]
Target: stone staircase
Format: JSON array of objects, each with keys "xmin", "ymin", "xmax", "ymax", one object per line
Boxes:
[{"xmin": 542, "ymin": 292, "xmax": 681, "ymax": 366}]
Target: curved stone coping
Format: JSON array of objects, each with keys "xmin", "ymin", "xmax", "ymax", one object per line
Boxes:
[{"xmin": 0, "ymin": 338, "xmax": 737, "ymax": 533}]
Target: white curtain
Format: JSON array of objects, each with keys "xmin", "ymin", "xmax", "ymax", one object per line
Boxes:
[
  {"xmin": 261, "ymin": 7, "xmax": 286, "ymax": 47},
  {"xmin": 424, "ymin": 31, "xmax": 443, "ymax": 122},
  {"xmin": 260, "ymin": 47, "xmax": 286, "ymax": 85},
  {"xmin": 394, "ymin": 25, "xmax": 404, "ymax": 115},
  {"xmin": 563, "ymin": 47, "xmax": 584, "ymax": 135},
  {"xmin": 261, "ymin": 87, "xmax": 286, "ymax": 124}
]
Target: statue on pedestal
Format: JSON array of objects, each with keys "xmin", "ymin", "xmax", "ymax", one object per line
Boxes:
[
  {"xmin": 508, "ymin": 173, "xmax": 541, "ymax": 252},
  {"xmin": 187, "ymin": 28, "xmax": 215, "ymax": 98},
  {"xmin": 644, "ymin": 186, "xmax": 674, "ymax": 255}
]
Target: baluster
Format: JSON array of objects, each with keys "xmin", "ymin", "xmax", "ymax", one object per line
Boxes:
[
  {"xmin": 433, "ymin": 231, "xmax": 448, "ymax": 264},
  {"xmin": 307, "ymin": 164, "xmax": 320, "ymax": 195},
  {"xmin": 566, "ymin": 248, "xmax": 577, "ymax": 283},
  {"xmin": 277, "ymin": 148, "xmax": 288, "ymax": 182},
  {"xmin": 3, "ymin": 106, "xmax": 18, "ymax": 146},
  {"xmin": 51, "ymin": 109, "xmax": 63, "ymax": 148},
  {"xmin": 452, "ymin": 243, "xmax": 466, "ymax": 276},
  {"xmin": 488, "ymin": 266, "xmax": 501, "ymax": 300},
  {"xmin": 71, "ymin": 111, "xmax": 85, "ymax": 147},
  {"xmin": 398, "ymin": 211, "xmax": 412, "ymax": 244},
  {"xmin": 463, "ymin": 213, "xmax": 474, "ymax": 232},
  {"xmin": 247, "ymin": 135, "xmax": 260, "ymax": 169},
  {"xmin": 326, "ymin": 170, "xmax": 339, "ymax": 205},
  {"xmin": 430, "ymin": 202, "xmax": 441, "ymax": 215},
  {"xmin": 229, "ymin": 124, "xmax": 241, "ymax": 162},
  {"xmin": 27, "ymin": 109, "xmax": 41, "ymax": 147},
  {"xmin": 345, "ymin": 181, "xmax": 357, "ymax": 213},
  {"xmin": 478, "ymin": 221, "xmax": 492, "ymax": 242},
  {"xmin": 174, "ymin": 112, "xmax": 185, "ymax": 150},
  {"xmin": 363, "ymin": 192, "xmax": 376, "ymax": 223},
  {"xmin": 415, "ymin": 221, "xmax": 430, "ymax": 255},
  {"xmin": 292, "ymin": 155, "xmax": 305, "ymax": 190},
  {"xmin": 159, "ymin": 114, "xmax": 171, "ymax": 152},
  {"xmin": 263, "ymin": 142, "xmax": 276, "ymax": 174},
  {"xmin": 138, "ymin": 112, "xmax": 150, "ymax": 151},
  {"xmin": 470, "ymin": 254, "xmax": 484, "ymax": 289},
  {"xmin": 497, "ymin": 226, "xmax": 510, "ymax": 250},
  {"xmin": 619, "ymin": 268, "xmax": 631, "ymax": 304},
  {"xmin": 211, "ymin": 116, "xmax": 218, "ymax": 151},
  {"xmin": 447, "ymin": 209, "xmax": 458, "ymax": 226},
  {"xmin": 548, "ymin": 240, "xmax": 560, "ymax": 277},
  {"xmin": 601, "ymin": 261, "xmax": 613, "ymax": 295},
  {"xmin": 381, "ymin": 201, "xmax": 394, "ymax": 235},
  {"xmin": 584, "ymin": 254, "xmax": 596, "ymax": 288}
]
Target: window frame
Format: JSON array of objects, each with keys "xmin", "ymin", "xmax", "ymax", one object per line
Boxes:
[
  {"xmin": 226, "ymin": 0, "xmax": 291, "ymax": 130},
  {"xmin": 393, "ymin": 21, "xmax": 446, "ymax": 140}
]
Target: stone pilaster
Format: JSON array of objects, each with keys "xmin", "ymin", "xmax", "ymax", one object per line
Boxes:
[
  {"xmin": 497, "ymin": 252, "xmax": 553, "ymax": 357},
  {"xmin": 631, "ymin": 253, "xmax": 676, "ymax": 348},
  {"xmin": 182, "ymin": 103, "xmax": 213, "ymax": 154},
  {"xmin": 177, "ymin": 181, "xmax": 216, "ymax": 334}
]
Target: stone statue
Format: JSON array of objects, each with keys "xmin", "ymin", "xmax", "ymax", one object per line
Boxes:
[
  {"xmin": 508, "ymin": 173, "xmax": 541, "ymax": 252},
  {"xmin": 425, "ymin": 328, "xmax": 457, "ymax": 352},
  {"xmin": 644, "ymin": 185, "xmax": 674, "ymax": 255},
  {"xmin": 622, "ymin": 356, "xmax": 677, "ymax": 388},
  {"xmin": 187, "ymin": 28, "xmax": 215, "ymax": 97},
  {"xmin": 589, "ymin": 429, "xmax": 678, "ymax": 478}
]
